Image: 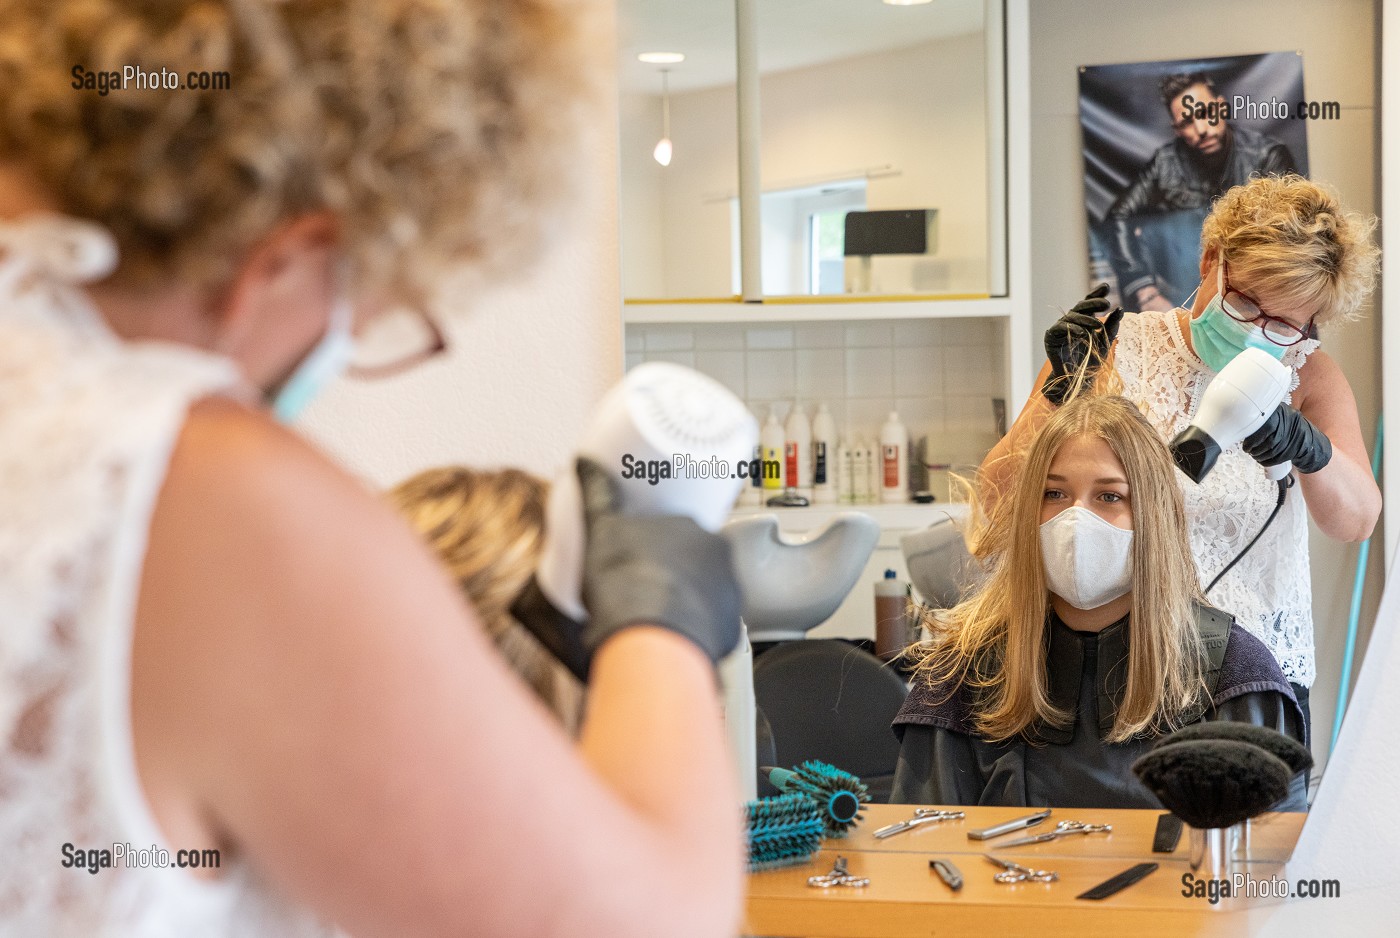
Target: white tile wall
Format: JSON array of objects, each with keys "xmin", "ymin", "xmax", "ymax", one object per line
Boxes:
[{"xmin": 626, "ymin": 318, "xmax": 1008, "ymax": 460}]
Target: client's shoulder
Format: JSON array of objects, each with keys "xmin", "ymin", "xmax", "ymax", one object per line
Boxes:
[
  {"xmin": 1194, "ymin": 604, "xmax": 1293, "ymax": 703},
  {"xmin": 893, "ymin": 664, "xmax": 981, "ymax": 736}
]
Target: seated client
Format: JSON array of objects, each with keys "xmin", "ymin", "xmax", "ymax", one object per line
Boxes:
[
  {"xmin": 389, "ymin": 465, "xmax": 584, "ymax": 734},
  {"xmin": 890, "ymin": 395, "xmax": 1307, "ymax": 810}
]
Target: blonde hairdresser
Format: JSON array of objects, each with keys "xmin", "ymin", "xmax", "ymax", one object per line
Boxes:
[
  {"xmin": 0, "ymin": 2, "xmax": 743, "ymax": 936},
  {"xmin": 981, "ymin": 174, "xmax": 1380, "ymax": 742}
]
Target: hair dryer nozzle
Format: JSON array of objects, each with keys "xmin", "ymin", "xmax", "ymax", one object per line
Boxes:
[{"xmin": 1169, "ymin": 426, "xmax": 1221, "ymax": 484}]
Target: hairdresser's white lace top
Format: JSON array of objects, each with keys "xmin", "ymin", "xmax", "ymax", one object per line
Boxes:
[
  {"xmin": 0, "ymin": 216, "xmax": 335, "ymax": 936},
  {"xmin": 1114, "ymin": 308, "xmax": 1318, "ymax": 686}
]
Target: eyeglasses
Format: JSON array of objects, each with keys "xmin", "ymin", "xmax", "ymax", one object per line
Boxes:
[
  {"xmin": 1220, "ymin": 261, "xmax": 1316, "ymax": 347},
  {"xmin": 347, "ymin": 301, "xmax": 448, "ymax": 379}
]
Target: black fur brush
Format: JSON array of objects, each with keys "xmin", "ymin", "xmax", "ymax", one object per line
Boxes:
[
  {"xmin": 1131, "ymin": 739, "xmax": 1291, "ymax": 830},
  {"xmin": 1148, "ymin": 722, "xmax": 1313, "ymax": 777}
]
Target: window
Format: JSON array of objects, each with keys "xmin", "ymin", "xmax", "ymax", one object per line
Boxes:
[{"xmin": 731, "ymin": 179, "xmax": 868, "ymax": 296}]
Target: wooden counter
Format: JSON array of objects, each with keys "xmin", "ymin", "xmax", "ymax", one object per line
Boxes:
[{"xmin": 746, "ymin": 803, "xmax": 1306, "ymax": 938}]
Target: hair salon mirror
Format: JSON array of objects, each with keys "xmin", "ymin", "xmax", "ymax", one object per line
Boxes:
[{"xmin": 617, "ymin": 0, "xmax": 1007, "ymax": 303}]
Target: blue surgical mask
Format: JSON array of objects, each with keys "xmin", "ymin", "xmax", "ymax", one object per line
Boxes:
[
  {"xmin": 269, "ymin": 299, "xmax": 355, "ymax": 423},
  {"xmin": 1188, "ymin": 265, "xmax": 1287, "ymax": 372}
]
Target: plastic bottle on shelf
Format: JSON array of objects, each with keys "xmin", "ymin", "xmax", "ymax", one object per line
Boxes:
[
  {"xmin": 811, "ymin": 403, "xmax": 837, "ymax": 504},
  {"xmin": 874, "ymin": 569, "xmax": 912, "ymax": 661},
  {"xmin": 880, "ymin": 411, "xmax": 909, "ymax": 503},
  {"xmin": 852, "ymin": 438, "xmax": 872, "ymax": 504},
  {"xmin": 837, "ymin": 440, "xmax": 853, "ymax": 504},
  {"xmin": 864, "ymin": 438, "xmax": 880, "ymax": 504},
  {"xmin": 760, "ymin": 410, "xmax": 785, "ymax": 492},
  {"xmin": 784, "ymin": 403, "xmax": 812, "ymax": 498},
  {"xmin": 741, "ymin": 440, "xmax": 763, "ymax": 506}
]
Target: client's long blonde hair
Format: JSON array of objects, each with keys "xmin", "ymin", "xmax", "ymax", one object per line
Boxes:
[
  {"xmin": 388, "ymin": 466, "xmax": 583, "ymax": 734},
  {"xmin": 910, "ymin": 396, "xmax": 1207, "ymax": 743}
]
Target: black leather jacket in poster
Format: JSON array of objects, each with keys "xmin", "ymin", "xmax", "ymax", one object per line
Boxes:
[{"xmin": 1105, "ymin": 125, "xmax": 1299, "ymax": 301}]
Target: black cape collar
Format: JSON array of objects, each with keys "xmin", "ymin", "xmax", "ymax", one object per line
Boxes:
[{"xmin": 1026, "ymin": 608, "xmax": 1132, "ymax": 745}]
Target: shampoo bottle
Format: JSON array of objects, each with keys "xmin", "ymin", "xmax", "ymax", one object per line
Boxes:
[
  {"xmin": 874, "ymin": 569, "xmax": 912, "ymax": 661},
  {"xmin": 880, "ymin": 411, "xmax": 908, "ymax": 503},
  {"xmin": 760, "ymin": 410, "xmax": 785, "ymax": 492},
  {"xmin": 742, "ymin": 441, "xmax": 763, "ymax": 506},
  {"xmin": 852, "ymin": 438, "xmax": 872, "ymax": 504},
  {"xmin": 837, "ymin": 440, "xmax": 853, "ymax": 504},
  {"xmin": 784, "ymin": 403, "xmax": 812, "ymax": 497},
  {"xmin": 811, "ymin": 403, "xmax": 837, "ymax": 504}
]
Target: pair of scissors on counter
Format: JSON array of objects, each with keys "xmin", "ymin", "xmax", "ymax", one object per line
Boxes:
[
  {"xmin": 993, "ymin": 819, "xmax": 1112, "ymax": 848},
  {"xmin": 872, "ymin": 808, "xmax": 965, "ymax": 839},
  {"xmin": 807, "ymin": 855, "xmax": 869, "ymax": 889},
  {"xmin": 984, "ymin": 853, "xmax": 1058, "ymax": 884}
]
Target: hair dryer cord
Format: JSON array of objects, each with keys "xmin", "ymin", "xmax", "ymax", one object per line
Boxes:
[{"xmin": 1205, "ymin": 476, "xmax": 1292, "ymax": 595}]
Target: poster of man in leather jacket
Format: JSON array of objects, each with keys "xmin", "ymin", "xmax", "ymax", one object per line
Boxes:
[{"xmin": 1079, "ymin": 53, "xmax": 1309, "ymax": 311}]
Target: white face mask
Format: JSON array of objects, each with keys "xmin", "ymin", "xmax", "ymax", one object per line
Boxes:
[{"xmin": 1038, "ymin": 506, "xmax": 1134, "ymax": 610}]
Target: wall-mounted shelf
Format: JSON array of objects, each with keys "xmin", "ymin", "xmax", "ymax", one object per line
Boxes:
[{"xmin": 624, "ymin": 295, "xmax": 1012, "ymax": 325}]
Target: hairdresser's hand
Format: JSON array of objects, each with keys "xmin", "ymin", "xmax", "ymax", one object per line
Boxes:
[
  {"xmin": 1041, "ymin": 283, "xmax": 1124, "ymax": 406},
  {"xmin": 512, "ymin": 458, "xmax": 742, "ymax": 681},
  {"xmin": 1243, "ymin": 403, "xmax": 1333, "ymax": 474}
]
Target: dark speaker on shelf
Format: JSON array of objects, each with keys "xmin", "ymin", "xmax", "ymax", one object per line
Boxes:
[{"xmin": 843, "ymin": 209, "xmax": 937, "ymax": 256}]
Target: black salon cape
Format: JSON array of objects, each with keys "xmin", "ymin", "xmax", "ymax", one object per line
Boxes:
[{"xmin": 890, "ymin": 609, "xmax": 1309, "ymax": 811}]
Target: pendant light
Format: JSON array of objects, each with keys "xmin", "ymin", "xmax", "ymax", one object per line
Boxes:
[{"xmin": 653, "ymin": 68, "xmax": 673, "ymax": 167}]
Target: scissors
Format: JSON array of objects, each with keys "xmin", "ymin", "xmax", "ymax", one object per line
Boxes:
[
  {"xmin": 872, "ymin": 808, "xmax": 966, "ymax": 839},
  {"xmin": 984, "ymin": 853, "xmax": 1059, "ymax": 884},
  {"xmin": 995, "ymin": 819, "xmax": 1112, "ymax": 848},
  {"xmin": 807, "ymin": 855, "xmax": 870, "ymax": 888}
]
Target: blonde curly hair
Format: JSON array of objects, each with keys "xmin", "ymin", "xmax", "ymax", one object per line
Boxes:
[
  {"xmin": 1201, "ymin": 174, "xmax": 1380, "ymax": 326},
  {"xmin": 0, "ymin": 0, "xmax": 601, "ymax": 301}
]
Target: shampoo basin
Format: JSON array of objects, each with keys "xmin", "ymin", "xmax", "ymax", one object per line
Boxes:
[
  {"xmin": 899, "ymin": 510, "xmax": 980, "ymax": 610},
  {"xmin": 721, "ymin": 512, "xmax": 880, "ymax": 643}
]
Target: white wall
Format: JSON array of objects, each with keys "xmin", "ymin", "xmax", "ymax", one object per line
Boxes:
[
  {"xmin": 621, "ymin": 31, "xmax": 989, "ymax": 298},
  {"xmin": 1027, "ymin": 0, "xmax": 1383, "ymax": 774},
  {"xmin": 296, "ymin": 41, "xmax": 623, "ymax": 488}
]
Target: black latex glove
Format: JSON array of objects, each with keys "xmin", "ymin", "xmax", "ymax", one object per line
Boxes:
[
  {"xmin": 1242, "ymin": 403, "xmax": 1333, "ymax": 474},
  {"xmin": 1042, "ymin": 283, "xmax": 1125, "ymax": 406},
  {"xmin": 510, "ymin": 458, "xmax": 743, "ymax": 681}
]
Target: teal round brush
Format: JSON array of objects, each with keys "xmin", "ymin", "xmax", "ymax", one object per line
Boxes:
[
  {"xmin": 762, "ymin": 760, "xmax": 870, "ymax": 838},
  {"xmin": 745, "ymin": 794, "xmax": 824, "ymax": 871}
]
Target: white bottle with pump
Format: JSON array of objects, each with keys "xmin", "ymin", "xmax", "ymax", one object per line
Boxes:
[
  {"xmin": 880, "ymin": 411, "xmax": 908, "ymax": 503},
  {"xmin": 784, "ymin": 403, "xmax": 812, "ymax": 497},
  {"xmin": 760, "ymin": 410, "xmax": 785, "ymax": 494},
  {"xmin": 811, "ymin": 403, "xmax": 837, "ymax": 504}
]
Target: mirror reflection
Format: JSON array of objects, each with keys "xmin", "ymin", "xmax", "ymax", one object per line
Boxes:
[
  {"xmin": 618, "ymin": 0, "xmax": 737, "ymax": 300},
  {"xmin": 617, "ymin": 0, "xmax": 999, "ymax": 301},
  {"xmin": 755, "ymin": 0, "xmax": 990, "ymax": 297}
]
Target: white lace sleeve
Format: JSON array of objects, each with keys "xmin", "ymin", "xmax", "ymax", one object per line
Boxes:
[{"xmin": 1113, "ymin": 310, "xmax": 1316, "ymax": 686}]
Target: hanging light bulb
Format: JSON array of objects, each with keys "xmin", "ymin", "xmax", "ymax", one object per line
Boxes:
[{"xmin": 653, "ymin": 68, "xmax": 672, "ymax": 167}]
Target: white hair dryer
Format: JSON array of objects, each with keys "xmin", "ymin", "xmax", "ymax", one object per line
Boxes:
[
  {"xmin": 535, "ymin": 362, "xmax": 759, "ymax": 620},
  {"xmin": 532, "ymin": 363, "xmax": 758, "ymax": 799},
  {"xmin": 1169, "ymin": 347, "xmax": 1292, "ymax": 484}
]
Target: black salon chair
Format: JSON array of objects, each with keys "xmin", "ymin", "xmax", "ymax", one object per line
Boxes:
[{"xmin": 753, "ymin": 639, "xmax": 910, "ymax": 804}]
